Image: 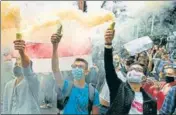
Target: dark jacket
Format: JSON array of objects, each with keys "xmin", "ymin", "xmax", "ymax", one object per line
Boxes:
[{"xmin": 104, "ymin": 48, "xmax": 157, "ymax": 115}]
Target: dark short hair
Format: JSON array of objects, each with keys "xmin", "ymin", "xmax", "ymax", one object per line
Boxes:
[
  {"xmin": 126, "ymin": 57, "xmax": 135, "ymax": 66},
  {"xmin": 74, "ymin": 58, "xmax": 88, "ymax": 70}
]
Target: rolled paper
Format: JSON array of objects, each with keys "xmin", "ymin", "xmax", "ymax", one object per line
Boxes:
[
  {"xmin": 16, "ymin": 33, "xmax": 22, "ymax": 40},
  {"xmin": 109, "ymin": 22, "xmax": 115, "ymax": 30}
]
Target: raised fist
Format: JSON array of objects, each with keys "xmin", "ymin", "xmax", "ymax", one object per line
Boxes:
[
  {"xmin": 14, "ymin": 40, "xmax": 26, "ymax": 53},
  {"xmin": 51, "ymin": 33, "xmax": 63, "ymax": 45},
  {"xmin": 104, "ymin": 29, "xmax": 115, "ymax": 44}
]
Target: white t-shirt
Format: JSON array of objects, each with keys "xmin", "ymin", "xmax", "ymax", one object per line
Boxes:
[
  {"xmin": 99, "ymin": 81, "xmax": 110, "ymax": 103},
  {"xmin": 129, "ymin": 92, "xmax": 143, "ymax": 114}
]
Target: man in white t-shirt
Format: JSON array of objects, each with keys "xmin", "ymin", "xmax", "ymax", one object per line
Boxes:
[
  {"xmin": 2, "ymin": 39, "xmax": 41, "ymax": 114},
  {"xmin": 103, "ymin": 27, "xmax": 157, "ymax": 115}
]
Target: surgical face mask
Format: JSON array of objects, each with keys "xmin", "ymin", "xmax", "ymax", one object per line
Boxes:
[
  {"xmin": 127, "ymin": 70, "xmax": 144, "ymax": 83},
  {"xmin": 72, "ymin": 68, "xmax": 84, "ymax": 80},
  {"xmin": 13, "ymin": 66, "xmax": 23, "ymax": 77},
  {"xmin": 165, "ymin": 76, "xmax": 175, "ymax": 83}
]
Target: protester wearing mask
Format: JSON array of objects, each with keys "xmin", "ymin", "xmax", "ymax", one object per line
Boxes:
[
  {"xmin": 51, "ymin": 33, "xmax": 99, "ymax": 114},
  {"xmin": 103, "ymin": 28, "xmax": 157, "ymax": 115},
  {"xmin": 3, "ymin": 54, "xmax": 40, "ymax": 114},
  {"xmin": 143, "ymin": 65, "xmax": 176, "ymax": 111},
  {"xmin": 161, "ymin": 66, "xmax": 176, "ymax": 95}
]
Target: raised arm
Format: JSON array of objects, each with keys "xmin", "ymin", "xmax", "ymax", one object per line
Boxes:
[
  {"xmin": 104, "ymin": 29, "xmax": 122, "ymax": 103},
  {"xmin": 51, "ymin": 33, "xmax": 64, "ymax": 88},
  {"xmin": 14, "ymin": 39, "xmax": 39, "ymax": 99}
]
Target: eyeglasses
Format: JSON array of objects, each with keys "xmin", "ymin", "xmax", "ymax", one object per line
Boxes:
[{"xmin": 71, "ymin": 64, "xmax": 85, "ymax": 69}]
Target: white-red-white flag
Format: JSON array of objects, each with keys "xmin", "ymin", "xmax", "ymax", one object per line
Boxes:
[{"xmin": 10, "ymin": 39, "xmax": 92, "ymax": 72}]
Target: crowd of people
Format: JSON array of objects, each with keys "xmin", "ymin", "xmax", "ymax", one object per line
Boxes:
[{"xmin": 1, "ymin": 26, "xmax": 176, "ymax": 115}]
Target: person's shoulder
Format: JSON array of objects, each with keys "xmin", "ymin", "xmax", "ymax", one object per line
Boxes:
[
  {"xmin": 63, "ymin": 80, "xmax": 73, "ymax": 88},
  {"xmin": 6, "ymin": 79, "xmax": 16, "ymax": 87},
  {"xmin": 88, "ymin": 83, "xmax": 99, "ymax": 94},
  {"xmin": 142, "ymin": 88, "xmax": 157, "ymax": 102},
  {"xmin": 171, "ymin": 85, "xmax": 176, "ymax": 89},
  {"xmin": 169, "ymin": 86, "xmax": 176, "ymax": 92}
]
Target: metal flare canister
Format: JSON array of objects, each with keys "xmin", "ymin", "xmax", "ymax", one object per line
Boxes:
[
  {"xmin": 109, "ymin": 22, "xmax": 115, "ymax": 30},
  {"xmin": 16, "ymin": 33, "xmax": 22, "ymax": 40}
]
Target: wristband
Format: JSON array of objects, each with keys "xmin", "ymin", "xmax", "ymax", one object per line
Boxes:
[{"xmin": 105, "ymin": 45, "xmax": 112, "ymax": 49}]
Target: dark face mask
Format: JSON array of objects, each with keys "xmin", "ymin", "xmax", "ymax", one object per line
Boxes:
[{"xmin": 165, "ymin": 76, "xmax": 175, "ymax": 83}]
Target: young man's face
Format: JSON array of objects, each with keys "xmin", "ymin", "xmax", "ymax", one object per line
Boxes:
[
  {"xmin": 164, "ymin": 68, "xmax": 176, "ymax": 83},
  {"xmin": 127, "ymin": 64, "xmax": 145, "ymax": 91},
  {"xmin": 165, "ymin": 68, "xmax": 176, "ymax": 77}
]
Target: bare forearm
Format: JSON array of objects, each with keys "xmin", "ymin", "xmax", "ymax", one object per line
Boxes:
[
  {"xmin": 52, "ymin": 47, "xmax": 59, "ymax": 72},
  {"xmin": 52, "ymin": 45, "xmax": 63, "ymax": 87},
  {"xmin": 19, "ymin": 51, "xmax": 30, "ymax": 68}
]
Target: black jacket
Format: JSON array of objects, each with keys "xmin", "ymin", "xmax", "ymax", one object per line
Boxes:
[{"xmin": 104, "ymin": 48, "xmax": 157, "ymax": 115}]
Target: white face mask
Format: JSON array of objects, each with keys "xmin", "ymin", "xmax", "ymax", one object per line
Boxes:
[{"xmin": 126, "ymin": 70, "xmax": 144, "ymax": 83}]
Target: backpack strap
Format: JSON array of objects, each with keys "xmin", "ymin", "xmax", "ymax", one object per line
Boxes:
[
  {"xmin": 63, "ymin": 81, "xmax": 74, "ymax": 105},
  {"xmin": 57, "ymin": 81, "xmax": 73, "ymax": 110},
  {"xmin": 88, "ymin": 83, "xmax": 95, "ymax": 115}
]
